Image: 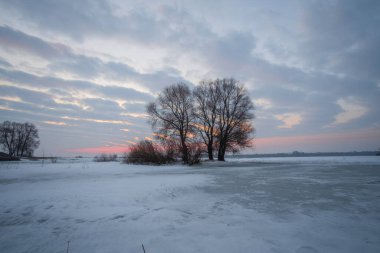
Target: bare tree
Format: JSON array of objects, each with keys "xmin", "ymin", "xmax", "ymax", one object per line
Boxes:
[
  {"xmin": 0, "ymin": 121, "xmax": 40, "ymax": 157},
  {"xmin": 146, "ymin": 79, "xmax": 254, "ymax": 164},
  {"xmin": 193, "ymin": 80, "xmax": 220, "ymax": 160},
  {"xmin": 193, "ymin": 78, "xmax": 255, "ymax": 161},
  {"xmin": 146, "ymin": 83, "xmax": 195, "ymax": 163},
  {"xmin": 0, "ymin": 121, "xmax": 15, "ymax": 156},
  {"xmin": 214, "ymin": 78, "xmax": 254, "ymax": 161}
]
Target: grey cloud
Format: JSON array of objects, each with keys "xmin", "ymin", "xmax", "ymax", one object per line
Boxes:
[
  {"xmin": 1, "ymin": 0, "xmax": 119, "ymax": 41},
  {"xmin": 97, "ymin": 85, "xmax": 150, "ymax": 101},
  {"xmin": 1, "ymin": 0, "xmax": 182, "ymax": 44},
  {"xmin": 134, "ymin": 70, "xmax": 192, "ymax": 92},
  {"xmin": 61, "ymin": 98, "xmax": 148, "ymax": 126},
  {"xmin": 0, "ymin": 25, "xmax": 70, "ymax": 59},
  {"xmin": 298, "ymin": 0, "xmax": 380, "ymax": 80},
  {"xmin": 205, "ymin": 32, "xmax": 256, "ymax": 71},
  {"xmin": 336, "ymin": 38, "xmax": 380, "ymax": 80},
  {"xmin": 249, "ymin": 63, "xmax": 380, "ymax": 135},
  {"xmin": 0, "ymin": 25, "xmax": 186, "ymax": 92},
  {"xmin": 0, "ymin": 85, "xmax": 81, "ymax": 115},
  {"xmin": 0, "ymin": 67, "xmax": 91, "ymax": 90},
  {"xmin": 0, "ymin": 58, "xmax": 12, "ymax": 67},
  {"xmin": 0, "ymin": 107, "xmax": 53, "ymax": 126},
  {"xmin": 0, "ymin": 85, "xmax": 61, "ymax": 108},
  {"xmin": 0, "ymin": 68, "xmax": 154, "ymax": 123},
  {"xmin": 188, "ymin": 20, "xmax": 380, "ymax": 134},
  {"xmin": 103, "ymin": 62, "xmax": 137, "ymax": 79},
  {"xmin": 0, "ymin": 25, "xmax": 123, "ymax": 76},
  {"xmin": 0, "ymin": 25, "xmax": 107, "ymax": 78},
  {"xmin": 123, "ymin": 103, "xmax": 148, "ymax": 114},
  {"xmin": 0, "ymin": 84, "xmax": 149, "ymax": 132},
  {"xmin": 0, "ymin": 67, "xmax": 153, "ymax": 102},
  {"xmin": 183, "ymin": 0, "xmax": 380, "ymax": 132},
  {"xmin": 0, "ymin": 1, "xmax": 213, "ymax": 48},
  {"xmin": 82, "ymin": 98, "xmax": 121, "ymax": 112},
  {"xmin": 48, "ymin": 56, "xmax": 103, "ymax": 78},
  {"xmin": 47, "ymin": 88, "xmax": 72, "ymax": 97}
]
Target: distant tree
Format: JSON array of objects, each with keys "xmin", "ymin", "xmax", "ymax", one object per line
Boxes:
[
  {"xmin": 94, "ymin": 153, "xmax": 118, "ymax": 162},
  {"xmin": 0, "ymin": 121, "xmax": 40, "ymax": 157},
  {"xmin": 147, "ymin": 83, "xmax": 195, "ymax": 164},
  {"xmin": 214, "ymin": 78, "xmax": 255, "ymax": 161}
]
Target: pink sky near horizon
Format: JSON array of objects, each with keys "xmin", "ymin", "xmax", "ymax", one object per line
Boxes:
[
  {"xmin": 64, "ymin": 129, "xmax": 380, "ymax": 156},
  {"xmin": 67, "ymin": 145, "xmax": 131, "ymax": 155},
  {"xmin": 253, "ymin": 129, "xmax": 380, "ymax": 153}
]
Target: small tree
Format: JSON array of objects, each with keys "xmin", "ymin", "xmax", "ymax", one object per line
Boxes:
[{"xmin": 94, "ymin": 153, "xmax": 118, "ymax": 162}]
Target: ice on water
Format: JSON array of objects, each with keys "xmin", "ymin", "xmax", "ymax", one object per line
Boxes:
[{"xmin": 0, "ymin": 156, "xmax": 379, "ymax": 252}]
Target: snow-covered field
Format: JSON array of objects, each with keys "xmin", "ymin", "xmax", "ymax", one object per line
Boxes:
[{"xmin": 1, "ymin": 157, "xmax": 379, "ymax": 253}]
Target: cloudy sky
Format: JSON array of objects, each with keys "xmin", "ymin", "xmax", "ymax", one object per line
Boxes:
[{"xmin": 0, "ymin": 0, "xmax": 379, "ymax": 156}]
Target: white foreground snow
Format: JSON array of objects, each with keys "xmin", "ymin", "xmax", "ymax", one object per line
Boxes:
[{"xmin": 0, "ymin": 157, "xmax": 379, "ymax": 253}]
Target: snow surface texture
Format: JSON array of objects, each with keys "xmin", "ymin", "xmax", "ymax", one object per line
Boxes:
[{"xmin": 0, "ymin": 157, "xmax": 379, "ymax": 253}]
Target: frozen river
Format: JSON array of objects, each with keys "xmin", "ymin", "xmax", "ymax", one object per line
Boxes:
[{"xmin": 1, "ymin": 156, "xmax": 379, "ymax": 252}]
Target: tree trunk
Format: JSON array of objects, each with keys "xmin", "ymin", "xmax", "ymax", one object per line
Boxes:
[
  {"xmin": 4, "ymin": 133, "xmax": 12, "ymax": 156},
  {"xmin": 9, "ymin": 130, "xmax": 15, "ymax": 156},
  {"xmin": 207, "ymin": 143, "xmax": 214, "ymax": 160},
  {"xmin": 181, "ymin": 139, "xmax": 189, "ymax": 163},
  {"xmin": 20, "ymin": 130, "xmax": 31, "ymax": 157},
  {"xmin": 217, "ymin": 142, "xmax": 226, "ymax": 161}
]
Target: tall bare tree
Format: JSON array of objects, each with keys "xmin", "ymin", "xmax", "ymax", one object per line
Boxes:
[
  {"xmin": 0, "ymin": 121, "xmax": 40, "ymax": 157},
  {"xmin": 146, "ymin": 83, "xmax": 194, "ymax": 163},
  {"xmin": 193, "ymin": 78, "xmax": 254, "ymax": 161},
  {"xmin": 214, "ymin": 78, "xmax": 254, "ymax": 161},
  {"xmin": 193, "ymin": 80, "xmax": 220, "ymax": 160}
]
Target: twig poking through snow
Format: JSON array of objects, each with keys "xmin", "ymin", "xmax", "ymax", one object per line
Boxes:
[{"xmin": 142, "ymin": 243, "xmax": 146, "ymax": 253}]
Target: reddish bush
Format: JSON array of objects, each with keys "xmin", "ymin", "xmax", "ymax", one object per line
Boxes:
[{"xmin": 124, "ymin": 141, "xmax": 175, "ymax": 165}]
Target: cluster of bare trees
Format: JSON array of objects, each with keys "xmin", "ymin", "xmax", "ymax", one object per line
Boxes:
[
  {"xmin": 146, "ymin": 78, "xmax": 254, "ymax": 163},
  {"xmin": 94, "ymin": 153, "xmax": 118, "ymax": 162},
  {"xmin": 0, "ymin": 121, "xmax": 40, "ymax": 157}
]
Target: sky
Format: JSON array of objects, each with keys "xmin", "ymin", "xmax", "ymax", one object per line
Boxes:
[{"xmin": 0, "ymin": 0, "xmax": 379, "ymax": 156}]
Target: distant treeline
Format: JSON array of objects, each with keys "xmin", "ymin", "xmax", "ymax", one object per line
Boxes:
[{"xmin": 229, "ymin": 151, "xmax": 378, "ymax": 158}]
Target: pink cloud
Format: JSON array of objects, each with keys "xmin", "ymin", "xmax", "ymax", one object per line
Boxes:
[
  {"xmin": 255, "ymin": 129, "xmax": 380, "ymax": 153},
  {"xmin": 67, "ymin": 145, "xmax": 130, "ymax": 154}
]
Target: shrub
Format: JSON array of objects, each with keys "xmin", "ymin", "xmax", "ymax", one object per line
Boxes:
[
  {"xmin": 125, "ymin": 141, "xmax": 175, "ymax": 165},
  {"xmin": 94, "ymin": 153, "xmax": 118, "ymax": 162},
  {"xmin": 187, "ymin": 143, "xmax": 204, "ymax": 165}
]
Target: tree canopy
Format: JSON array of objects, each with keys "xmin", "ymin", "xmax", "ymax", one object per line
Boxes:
[{"xmin": 0, "ymin": 121, "xmax": 40, "ymax": 157}]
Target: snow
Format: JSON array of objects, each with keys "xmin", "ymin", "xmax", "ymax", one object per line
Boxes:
[{"xmin": 1, "ymin": 156, "xmax": 380, "ymax": 253}]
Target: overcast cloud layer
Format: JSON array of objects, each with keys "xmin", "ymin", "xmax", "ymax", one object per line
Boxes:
[{"xmin": 0, "ymin": 0, "xmax": 379, "ymax": 155}]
